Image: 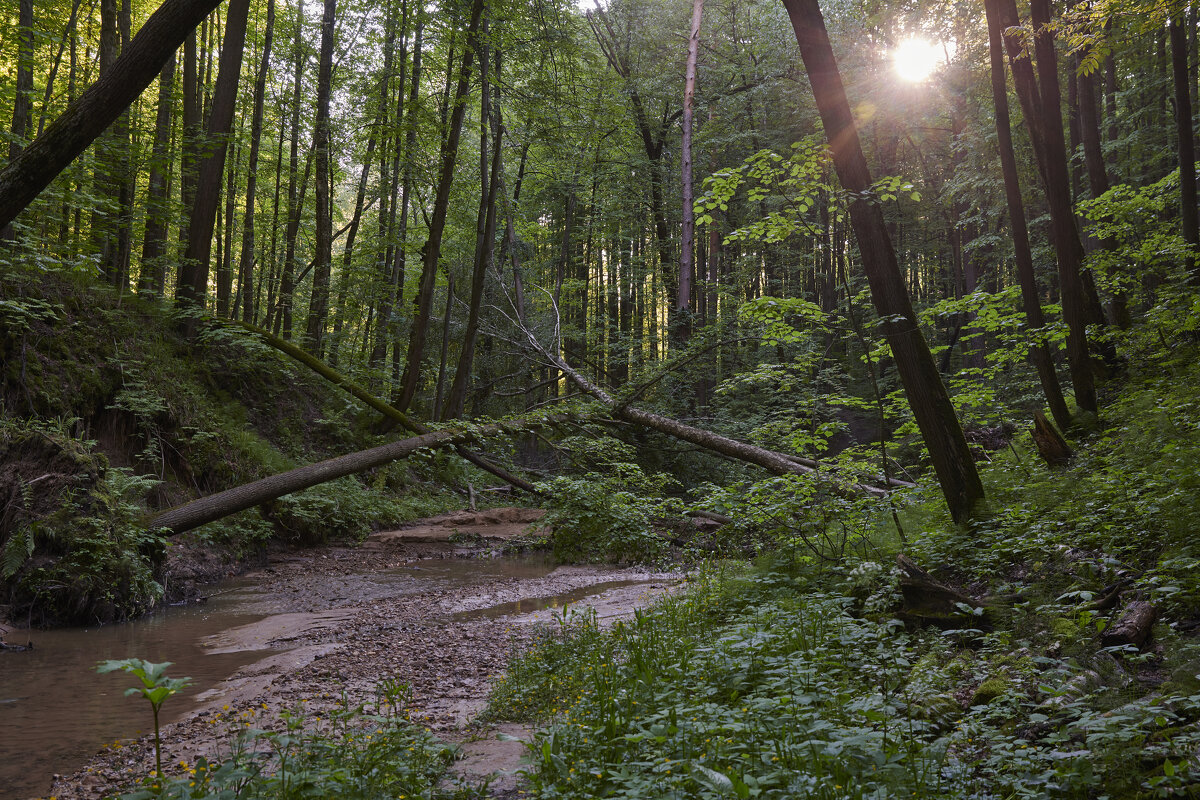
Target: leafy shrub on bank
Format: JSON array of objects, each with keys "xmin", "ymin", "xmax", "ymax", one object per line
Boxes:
[{"xmin": 491, "ymin": 566, "xmax": 1200, "ymax": 799}]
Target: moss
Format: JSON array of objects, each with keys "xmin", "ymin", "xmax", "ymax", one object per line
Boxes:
[{"xmin": 970, "ymin": 676, "xmax": 1011, "ymax": 706}]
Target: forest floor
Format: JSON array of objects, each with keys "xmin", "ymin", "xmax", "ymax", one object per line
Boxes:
[{"xmin": 41, "ymin": 509, "xmax": 682, "ymax": 800}]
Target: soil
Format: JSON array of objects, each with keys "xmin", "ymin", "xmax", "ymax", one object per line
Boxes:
[{"xmin": 40, "ymin": 509, "xmax": 681, "ymax": 800}]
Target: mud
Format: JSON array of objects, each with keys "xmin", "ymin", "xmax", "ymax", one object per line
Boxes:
[{"xmin": 21, "ymin": 509, "xmax": 679, "ymax": 800}]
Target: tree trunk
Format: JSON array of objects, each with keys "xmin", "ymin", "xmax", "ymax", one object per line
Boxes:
[
  {"xmin": 445, "ymin": 39, "xmax": 503, "ymax": 421},
  {"xmin": 238, "ymin": 0, "xmax": 276, "ymax": 324},
  {"xmin": 1171, "ymin": 16, "xmax": 1200, "ymax": 283},
  {"xmin": 999, "ymin": 0, "xmax": 1097, "ymax": 415},
  {"xmin": 676, "ymin": 0, "xmax": 703, "ymax": 343},
  {"xmin": 983, "ymin": 0, "xmax": 1072, "ymax": 431},
  {"xmin": 139, "ymin": 54, "xmax": 177, "ymax": 296},
  {"xmin": 150, "ymin": 414, "xmax": 566, "ymax": 536},
  {"xmin": 177, "ymin": 0, "xmax": 252, "ymax": 322},
  {"xmin": 395, "ymin": 0, "xmax": 486, "ymax": 413},
  {"xmin": 0, "ymin": 0, "xmax": 210, "ymax": 228},
  {"xmin": 305, "ymin": 0, "xmax": 337, "ymax": 355},
  {"xmin": 279, "ymin": 0, "xmax": 307, "ymax": 340},
  {"xmin": 781, "ymin": 0, "xmax": 985, "ymax": 523}
]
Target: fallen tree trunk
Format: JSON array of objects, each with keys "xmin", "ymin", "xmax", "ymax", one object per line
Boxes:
[
  {"xmin": 150, "ymin": 414, "xmax": 574, "ymax": 536},
  {"xmin": 1101, "ymin": 600, "xmax": 1157, "ymax": 649},
  {"xmin": 518, "ymin": 321, "xmax": 910, "ymax": 497},
  {"xmin": 226, "ymin": 320, "xmax": 539, "ymax": 494}
]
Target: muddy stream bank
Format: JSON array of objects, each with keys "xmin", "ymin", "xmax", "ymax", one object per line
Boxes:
[{"xmin": 0, "ymin": 510, "xmax": 681, "ymax": 800}]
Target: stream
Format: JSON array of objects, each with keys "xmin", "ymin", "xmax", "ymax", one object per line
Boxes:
[{"xmin": 0, "ymin": 549, "xmax": 670, "ymax": 800}]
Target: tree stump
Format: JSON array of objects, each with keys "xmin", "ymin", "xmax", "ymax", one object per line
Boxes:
[{"xmin": 1032, "ymin": 411, "xmax": 1073, "ymax": 467}]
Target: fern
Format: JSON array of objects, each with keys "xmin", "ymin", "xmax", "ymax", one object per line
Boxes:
[{"xmin": 1, "ymin": 526, "xmax": 34, "ymax": 579}]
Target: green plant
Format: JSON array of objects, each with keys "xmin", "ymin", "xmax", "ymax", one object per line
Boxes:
[
  {"xmin": 96, "ymin": 659, "xmax": 193, "ymax": 780},
  {"xmin": 538, "ymin": 463, "xmax": 676, "ymax": 563}
]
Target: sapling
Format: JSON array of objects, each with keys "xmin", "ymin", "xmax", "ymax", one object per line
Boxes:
[{"xmin": 95, "ymin": 658, "xmax": 192, "ymax": 780}]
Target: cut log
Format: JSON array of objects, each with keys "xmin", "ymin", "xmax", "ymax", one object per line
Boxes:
[
  {"xmin": 149, "ymin": 413, "xmax": 576, "ymax": 536},
  {"xmin": 1032, "ymin": 410, "xmax": 1073, "ymax": 467},
  {"xmin": 1101, "ymin": 600, "xmax": 1157, "ymax": 649}
]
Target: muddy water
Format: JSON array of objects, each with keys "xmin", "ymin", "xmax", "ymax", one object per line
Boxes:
[{"xmin": 0, "ymin": 555, "xmax": 558, "ymax": 800}]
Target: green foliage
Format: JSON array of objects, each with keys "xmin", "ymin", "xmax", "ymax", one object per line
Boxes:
[
  {"xmin": 116, "ymin": 696, "xmax": 464, "ymax": 800},
  {"xmin": 97, "ymin": 658, "xmax": 193, "ymax": 779},
  {"xmin": 538, "ymin": 461, "xmax": 676, "ymax": 564},
  {"xmin": 265, "ymin": 477, "xmax": 414, "ymax": 545},
  {"xmin": 16, "ymin": 466, "xmax": 167, "ymax": 624},
  {"xmin": 492, "ymin": 567, "xmax": 1200, "ymax": 800}
]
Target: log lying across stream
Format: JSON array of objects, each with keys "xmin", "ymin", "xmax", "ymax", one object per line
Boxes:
[{"xmin": 150, "ymin": 414, "xmax": 576, "ymax": 536}]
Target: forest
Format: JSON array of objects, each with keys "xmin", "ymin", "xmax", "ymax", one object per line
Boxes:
[{"xmin": 3, "ymin": 0, "xmax": 1200, "ymax": 795}]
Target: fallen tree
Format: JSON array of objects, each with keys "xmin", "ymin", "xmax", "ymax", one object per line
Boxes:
[
  {"xmin": 507, "ymin": 302, "xmax": 914, "ymax": 498},
  {"xmin": 149, "ymin": 413, "xmax": 576, "ymax": 536},
  {"xmin": 225, "ymin": 320, "xmax": 539, "ymax": 493}
]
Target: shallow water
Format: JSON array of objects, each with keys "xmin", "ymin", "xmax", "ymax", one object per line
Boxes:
[{"xmin": 0, "ymin": 554, "xmax": 560, "ymax": 800}]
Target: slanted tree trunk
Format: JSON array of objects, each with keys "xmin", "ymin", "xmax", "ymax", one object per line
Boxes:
[
  {"xmin": 781, "ymin": 0, "xmax": 984, "ymax": 523},
  {"xmin": 983, "ymin": 0, "xmax": 1072, "ymax": 431},
  {"xmin": 238, "ymin": 0, "xmax": 276, "ymax": 324},
  {"xmin": 177, "ymin": 0, "xmax": 252, "ymax": 324},
  {"xmin": 395, "ymin": 0, "xmax": 486, "ymax": 413},
  {"xmin": 150, "ymin": 413, "xmax": 569, "ymax": 536},
  {"xmin": 0, "ymin": 0, "xmax": 227, "ymax": 234},
  {"xmin": 305, "ymin": 0, "xmax": 337, "ymax": 355}
]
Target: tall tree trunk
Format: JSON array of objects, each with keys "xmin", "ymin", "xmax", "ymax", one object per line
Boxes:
[
  {"xmin": 329, "ymin": 134, "xmax": 376, "ymax": 368},
  {"xmin": 140, "ymin": 55, "xmax": 177, "ymax": 297},
  {"xmin": 1171, "ymin": 16, "xmax": 1200, "ymax": 283},
  {"xmin": 177, "ymin": 0, "xmax": 251, "ymax": 326},
  {"xmin": 997, "ymin": 0, "xmax": 1097, "ymax": 415},
  {"xmin": 983, "ymin": 0, "xmax": 1072, "ymax": 431},
  {"xmin": 433, "ymin": 271, "xmax": 455, "ymax": 421},
  {"xmin": 395, "ymin": 0, "xmax": 486, "ymax": 414},
  {"xmin": 179, "ymin": 30, "xmax": 201, "ymax": 256},
  {"xmin": 217, "ymin": 139, "xmax": 239, "ymax": 317},
  {"xmin": 238, "ymin": 0, "xmax": 276, "ymax": 324},
  {"xmin": 781, "ymin": 0, "xmax": 984, "ymax": 523},
  {"xmin": 390, "ymin": 12, "xmax": 425, "ymax": 383},
  {"xmin": 676, "ymin": 0, "xmax": 703, "ymax": 344},
  {"xmin": 89, "ymin": 0, "xmax": 121, "ymax": 278},
  {"xmin": 279, "ymin": 0, "xmax": 307, "ymax": 339},
  {"xmin": 1, "ymin": 0, "xmax": 35, "ymax": 243},
  {"xmin": 445, "ymin": 38, "xmax": 503, "ymax": 421},
  {"xmin": 305, "ymin": 0, "xmax": 337, "ymax": 355}
]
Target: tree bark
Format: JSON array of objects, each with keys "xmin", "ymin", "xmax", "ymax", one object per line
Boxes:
[
  {"xmin": 0, "ymin": 0, "xmax": 228, "ymax": 232},
  {"xmin": 781, "ymin": 0, "xmax": 984, "ymax": 523},
  {"xmin": 178, "ymin": 0, "xmax": 252, "ymax": 322},
  {"xmin": 150, "ymin": 414, "xmax": 568, "ymax": 536},
  {"xmin": 1170, "ymin": 16, "xmax": 1200, "ymax": 283},
  {"xmin": 238, "ymin": 0, "xmax": 277, "ymax": 324},
  {"xmin": 983, "ymin": 0, "xmax": 1072, "ymax": 431},
  {"xmin": 395, "ymin": 0, "xmax": 486, "ymax": 413},
  {"xmin": 998, "ymin": 0, "xmax": 1097, "ymax": 415},
  {"xmin": 676, "ymin": 0, "xmax": 704, "ymax": 343},
  {"xmin": 279, "ymin": 0, "xmax": 307, "ymax": 339},
  {"xmin": 305, "ymin": 0, "xmax": 337, "ymax": 355},
  {"xmin": 139, "ymin": 55, "xmax": 177, "ymax": 297},
  {"xmin": 445, "ymin": 42, "xmax": 503, "ymax": 422}
]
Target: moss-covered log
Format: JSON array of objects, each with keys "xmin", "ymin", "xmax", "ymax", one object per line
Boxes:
[
  {"xmin": 228, "ymin": 320, "xmax": 539, "ymax": 494},
  {"xmin": 150, "ymin": 414, "xmax": 574, "ymax": 535}
]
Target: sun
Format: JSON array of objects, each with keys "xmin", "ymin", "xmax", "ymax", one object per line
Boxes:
[{"xmin": 893, "ymin": 37, "xmax": 943, "ymax": 83}]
